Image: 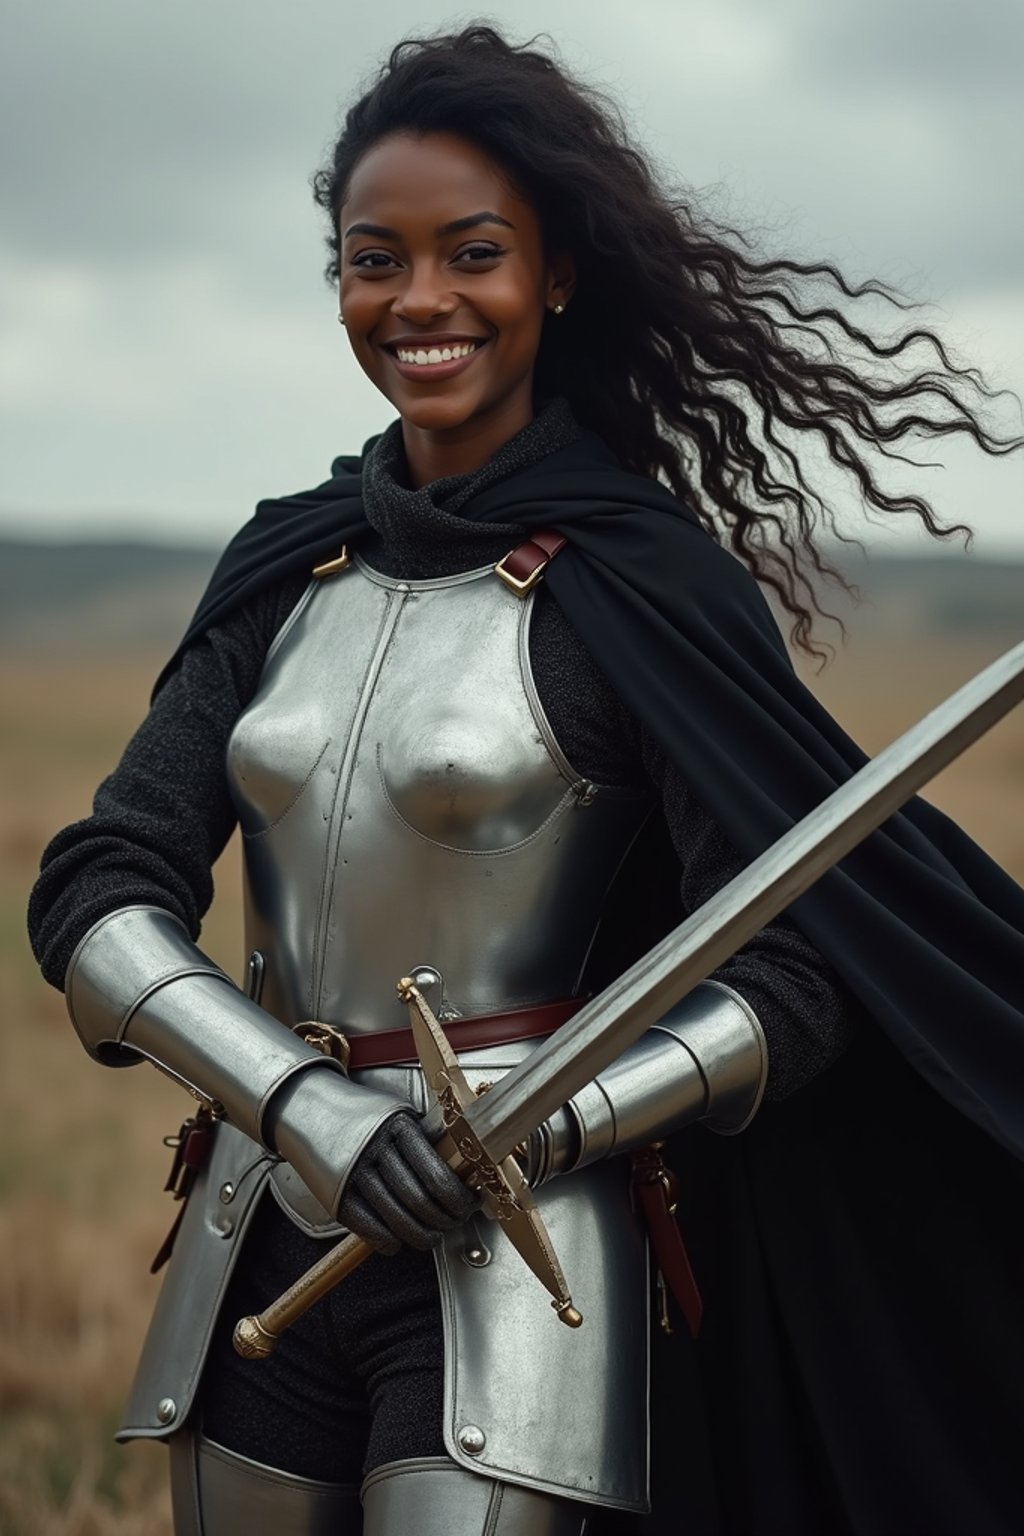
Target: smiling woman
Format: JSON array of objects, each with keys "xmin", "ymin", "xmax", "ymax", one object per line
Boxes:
[
  {"xmin": 337, "ymin": 132, "xmax": 573, "ymax": 482},
  {"xmin": 27, "ymin": 22, "xmax": 1024, "ymax": 1536}
]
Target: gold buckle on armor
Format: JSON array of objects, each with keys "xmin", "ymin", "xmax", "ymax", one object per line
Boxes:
[
  {"xmin": 312, "ymin": 547, "xmax": 351, "ymax": 579},
  {"xmin": 493, "ymin": 552, "xmax": 546, "ymax": 597},
  {"xmin": 292, "ymin": 1020, "xmax": 351, "ymax": 1072}
]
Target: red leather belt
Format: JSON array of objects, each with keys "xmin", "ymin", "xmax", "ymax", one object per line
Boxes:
[{"xmin": 345, "ymin": 996, "xmax": 584, "ymax": 1071}]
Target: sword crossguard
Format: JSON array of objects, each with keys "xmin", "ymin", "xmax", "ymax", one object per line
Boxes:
[
  {"xmin": 397, "ymin": 978, "xmax": 582, "ymax": 1328},
  {"xmin": 231, "ymin": 978, "xmax": 584, "ymax": 1361}
]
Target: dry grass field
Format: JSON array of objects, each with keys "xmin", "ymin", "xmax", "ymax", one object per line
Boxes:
[{"xmin": 1, "ymin": 629, "xmax": 1021, "ymax": 1533}]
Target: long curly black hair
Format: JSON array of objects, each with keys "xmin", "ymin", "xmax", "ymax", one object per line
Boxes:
[{"xmin": 314, "ymin": 25, "xmax": 1019, "ymax": 655}]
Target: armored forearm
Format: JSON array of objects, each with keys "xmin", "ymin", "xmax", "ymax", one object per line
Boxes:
[
  {"xmin": 64, "ymin": 904, "xmax": 405, "ymax": 1213},
  {"xmin": 529, "ymin": 981, "xmax": 767, "ymax": 1183}
]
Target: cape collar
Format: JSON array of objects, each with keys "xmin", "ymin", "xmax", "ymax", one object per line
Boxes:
[{"xmin": 357, "ymin": 398, "xmax": 581, "ymax": 580}]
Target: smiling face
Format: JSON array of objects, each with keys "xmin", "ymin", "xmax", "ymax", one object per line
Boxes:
[{"xmin": 338, "ymin": 131, "xmax": 573, "ymax": 481}]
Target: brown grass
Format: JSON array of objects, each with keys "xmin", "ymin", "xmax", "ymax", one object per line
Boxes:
[{"xmin": 1, "ymin": 632, "xmax": 1021, "ymax": 1532}]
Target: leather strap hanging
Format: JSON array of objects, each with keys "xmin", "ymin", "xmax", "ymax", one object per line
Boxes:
[
  {"xmin": 631, "ymin": 1143, "xmax": 703, "ymax": 1338},
  {"xmin": 150, "ymin": 1106, "xmax": 217, "ymax": 1273}
]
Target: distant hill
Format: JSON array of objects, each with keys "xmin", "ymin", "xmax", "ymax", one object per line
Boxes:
[
  {"xmin": 832, "ymin": 554, "xmax": 1023, "ymax": 637},
  {"xmin": 1, "ymin": 539, "xmax": 217, "ymax": 653},
  {"xmin": 1, "ymin": 536, "xmax": 1020, "ymax": 655}
]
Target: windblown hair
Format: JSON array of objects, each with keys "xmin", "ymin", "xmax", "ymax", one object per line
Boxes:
[{"xmin": 314, "ymin": 26, "xmax": 1019, "ymax": 655}]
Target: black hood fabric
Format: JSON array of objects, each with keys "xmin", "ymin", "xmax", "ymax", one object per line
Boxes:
[{"xmin": 163, "ymin": 430, "xmax": 1024, "ymax": 1163}]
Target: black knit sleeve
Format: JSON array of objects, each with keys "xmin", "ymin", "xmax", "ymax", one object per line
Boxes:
[
  {"xmin": 635, "ymin": 735, "xmax": 857, "ymax": 1099},
  {"xmin": 27, "ymin": 576, "xmax": 307, "ymax": 989},
  {"xmin": 528, "ymin": 589, "xmax": 856, "ymax": 1100}
]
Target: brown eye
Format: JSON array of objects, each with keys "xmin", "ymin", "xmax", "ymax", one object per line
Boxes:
[
  {"xmin": 456, "ymin": 244, "xmax": 505, "ymax": 264},
  {"xmin": 352, "ymin": 250, "xmax": 399, "ymax": 270}
]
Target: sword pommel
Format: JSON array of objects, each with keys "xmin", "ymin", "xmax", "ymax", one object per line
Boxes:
[{"xmin": 233, "ymin": 1314, "xmax": 279, "ymax": 1360}]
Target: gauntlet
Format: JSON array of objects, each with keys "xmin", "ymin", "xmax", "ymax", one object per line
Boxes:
[
  {"xmin": 65, "ymin": 905, "xmax": 472, "ymax": 1246},
  {"xmin": 526, "ymin": 980, "xmax": 767, "ymax": 1184}
]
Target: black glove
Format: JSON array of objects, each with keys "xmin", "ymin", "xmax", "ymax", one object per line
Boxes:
[{"xmin": 339, "ymin": 1112, "xmax": 478, "ymax": 1254}]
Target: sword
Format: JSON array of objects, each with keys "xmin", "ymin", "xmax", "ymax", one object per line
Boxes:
[{"xmin": 235, "ymin": 638, "xmax": 1024, "ymax": 1359}]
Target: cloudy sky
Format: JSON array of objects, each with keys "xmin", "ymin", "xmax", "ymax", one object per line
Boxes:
[{"xmin": 2, "ymin": 0, "xmax": 1022, "ymax": 553}]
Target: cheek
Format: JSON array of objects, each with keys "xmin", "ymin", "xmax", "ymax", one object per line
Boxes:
[
  {"xmin": 339, "ymin": 291, "xmax": 386, "ymax": 360},
  {"xmin": 339, "ymin": 280, "xmax": 375, "ymax": 326},
  {"xmin": 483, "ymin": 281, "xmax": 546, "ymax": 347}
]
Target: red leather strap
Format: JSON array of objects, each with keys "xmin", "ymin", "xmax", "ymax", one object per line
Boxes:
[
  {"xmin": 494, "ymin": 530, "xmax": 568, "ymax": 595},
  {"xmin": 152, "ymin": 1110, "xmax": 217, "ymax": 1273},
  {"xmin": 632, "ymin": 1146, "xmax": 703, "ymax": 1337},
  {"xmin": 346, "ymin": 996, "xmax": 584, "ymax": 1071},
  {"xmin": 525, "ymin": 529, "xmax": 569, "ymax": 559}
]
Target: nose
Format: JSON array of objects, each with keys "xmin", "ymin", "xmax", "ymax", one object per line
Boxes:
[{"xmin": 391, "ymin": 258, "xmax": 457, "ymax": 324}]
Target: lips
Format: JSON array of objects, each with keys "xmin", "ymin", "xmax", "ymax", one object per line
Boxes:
[{"xmin": 382, "ymin": 335, "xmax": 490, "ymax": 383}]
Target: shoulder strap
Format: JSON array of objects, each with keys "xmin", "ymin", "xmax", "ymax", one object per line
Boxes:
[{"xmin": 494, "ymin": 530, "xmax": 568, "ymax": 597}]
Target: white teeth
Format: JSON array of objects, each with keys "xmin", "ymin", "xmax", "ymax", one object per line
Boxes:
[{"xmin": 394, "ymin": 341, "xmax": 480, "ymax": 365}]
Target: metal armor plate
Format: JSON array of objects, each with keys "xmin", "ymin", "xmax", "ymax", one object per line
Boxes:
[{"xmin": 124, "ymin": 558, "xmax": 651, "ymax": 1511}]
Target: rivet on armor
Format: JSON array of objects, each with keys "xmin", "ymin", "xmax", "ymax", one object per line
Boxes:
[
  {"xmin": 463, "ymin": 1245, "xmax": 491, "ymax": 1268},
  {"xmin": 156, "ymin": 1397, "xmax": 177, "ymax": 1425},
  {"xmin": 457, "ymin": 1424, "xmax": 487, "ymax": 1455},
  {"xmin": 218, "ymin": 1182, "xmax": 235, "ymax": 1204}
]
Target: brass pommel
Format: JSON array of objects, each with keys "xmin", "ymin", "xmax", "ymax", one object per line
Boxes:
[
  {"xmin": 553, "ymin": 1299, "xmax": 584, "ymax": 1328},
  {"xmin": 233, "ymin": 1315, "xmax": 279, "ymax": 1360}
]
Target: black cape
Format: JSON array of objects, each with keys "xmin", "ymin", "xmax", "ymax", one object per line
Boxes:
[{"xmin": 167, "ymin": 432, "xmax": 1024, "ymax": 1534}]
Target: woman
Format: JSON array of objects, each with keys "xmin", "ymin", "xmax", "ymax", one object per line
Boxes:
[{"xmin": 28, "ymin": 26, "xmax": 1024, "ymax": 1536}]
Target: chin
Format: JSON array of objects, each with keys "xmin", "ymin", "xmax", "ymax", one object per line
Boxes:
[{"xmin": 392, "ymin": 392, "xmax": 488, "ymax": 433}]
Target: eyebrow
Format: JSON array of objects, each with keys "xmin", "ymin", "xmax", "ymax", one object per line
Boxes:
[{"xmin": 343, "ymin": 211, "xmax": 516, "ymax": 241}]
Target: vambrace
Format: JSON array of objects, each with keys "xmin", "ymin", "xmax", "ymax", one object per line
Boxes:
[
  {"xmin": 64, "ymin": 904, "xmax": 405, "ymax": 1214},
  {"xmin": 529, "ymin": 981, "xmax": 767, "ymax": 1185}
]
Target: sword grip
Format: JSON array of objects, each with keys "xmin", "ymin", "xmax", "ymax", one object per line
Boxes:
[
  {"xmin": 233, "ymin": 1136, "xmax": 472, "ymax": 1360},
  {"xmin": 233, "ymin": 1230, "xmax": 372, "ymax": 1359}
]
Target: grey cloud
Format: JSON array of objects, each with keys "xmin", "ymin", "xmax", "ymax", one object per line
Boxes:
[
  {"xmin": 2, "ymin": 0, "xmax": 402, "ymax": 265},
  {"xmin": 797, "ymin": 0, "xmax": 1024, "ymax": 94},
  {"xmin": 1, "ymin": 0, "xmax": 1019, "ymax": 292}
]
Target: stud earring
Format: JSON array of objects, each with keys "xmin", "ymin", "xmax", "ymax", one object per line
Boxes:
[
  {"xmin": 337, "ymin": 313, "xmax": 346, "ymax": 326},
  {"xmin": 552, "ymin": 303, "xmax": 565, "ymax": 315}
]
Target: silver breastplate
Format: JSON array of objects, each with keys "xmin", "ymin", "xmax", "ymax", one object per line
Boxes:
[{"xmin": 227, "ymin": 557, "xmax": 647, "ymax": 1031}]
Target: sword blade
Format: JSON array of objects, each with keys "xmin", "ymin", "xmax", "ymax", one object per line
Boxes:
[{"xmin": 466, "ymin": 639, "xmax": 1024, "ymax": 1162}]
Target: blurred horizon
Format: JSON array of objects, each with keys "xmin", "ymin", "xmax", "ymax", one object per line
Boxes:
[
  {"xmin": 3, "ymin": 534, "xmax": 1020, "ymax": 667},
  {"xmin": 4, "ymin": 525, "xmax": 1023, "ymax": 558}
]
